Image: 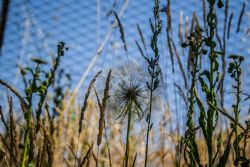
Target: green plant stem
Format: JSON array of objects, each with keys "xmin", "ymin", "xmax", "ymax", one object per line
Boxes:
[
  {"xmin": 207, "ymin": 56, "xmax": 214, "ymax": 166},
  {"xmin": 36, "ymin": 47, "xmax": 63, "ymax": 132},
  {"xmin": 208, "ymin": 55, "xmax": 214, "ymax": 167},
  {"xmin": 207, "ymin": 3, "xmax": 216, "ymax": 166},
  {"xmin": 124, "ymin": 103, "xmax": 132, "ymax": 167},
  {"xmin": 21, "ymin": 64, "xmax": 39, "ymax": 167},
  {"xmin": 234, "ymin": 63, "xmax": 241, "ymax": 166},
  {"xmin": 144, "ymin": 66, "xmax": 155, "ymax": 167},
  {"xmin": 208, "ymin": 102, "xmax": 245, "ymax": 132},
  {"xmin": 21, "ymin": 106, "xmax": 32, "ymax": 167},
  {"xmin": 144, "ymin": 1, "xmax": 160, "ymax": 166},
  {"xmin": 184, "ymin": 35, "xmax": 201, "ymax": 166},
  {"xmin": 187, "ymin": 51, "xmax": 199, "ymax": 129}
]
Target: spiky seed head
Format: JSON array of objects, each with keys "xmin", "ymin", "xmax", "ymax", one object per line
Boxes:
[{"xmin": 115, "ymin": 77, "xmax": 144, "ymax": 122}]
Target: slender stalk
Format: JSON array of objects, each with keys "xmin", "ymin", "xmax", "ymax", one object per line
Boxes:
[
  {"xmin": 74, "ymin": 133, "xmax": 80, "ymax": 167},
  {"xmin": 104, "ymin": 122, "xmax": 112, "ymax": 167},
  {"xmin": 124, "ymin": 102, "xmax": 132, "ymax": 167},
  {"xmin": 228, "ymin": 55, "xmax": 244, "ymax": 166},
  {"xmin": 144, "ymin": 0, "xmax": 161, "ymax": 166},
  {"xmin": 234, "ymin": 69, "xmax": 240, "ymax": 166},
  {"xmin": 21, "ymin": 106, "xmax": 32, "ymax": 167},
  {"xmin": 144, "ymin": 68, "xmax": 154, "ymax": 167}
]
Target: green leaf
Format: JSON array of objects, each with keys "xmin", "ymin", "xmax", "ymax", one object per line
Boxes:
[
  {"xmin": 212, "ymin": 131, "xmax": 222, "ymax": 164},
  {"xmin": 200, "ymin": 70, "xmax": 210, "ymax": 80},
  {"xmin": 114, "ymin": 11, "xmax": 127, "ymax": 54},
  {"xmin": 135, "ymin": 40, "xmax": 152, "ymax": 69},
  {"xmin": 198, "ymin": 76, "xmax": 209, "ymax": 93},
  {"xmin": 137, "ymin": 24, "xmax": 146, "ymax": 50},
  {"xmin": 195, "ymin": 92, "xmax": 208, "ymax": 141},
  {"xmin": 149, "ymin": 18, "xmax": 154, "ymax": 33},
  {"xmin": 217, "ymin": 131, "xmax": 233, "ymax": 167},
  {"xmin": 217, "ymin": 143, "xmax": 231, "ymax": 167}
]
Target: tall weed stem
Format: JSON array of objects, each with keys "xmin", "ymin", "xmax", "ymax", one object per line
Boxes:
[{"xmin": 144, "ymin": 0, "xmax": 162, "ymax": 166}]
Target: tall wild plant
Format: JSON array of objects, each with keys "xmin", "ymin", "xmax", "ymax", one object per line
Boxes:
[
  {"xmin": 182, "ymin": 0, "xmax": 233, "ymax": 166},
  {"xmin": 0, "ymin": 42, "xmax": 67, "ymax": 167},
  {"xmin": 145, "ymin": 2, "xmax": 162, "ymax": 167},
  {"xmin": 135, "ymin": 0, "xmax": 162, "ymax": 166}
]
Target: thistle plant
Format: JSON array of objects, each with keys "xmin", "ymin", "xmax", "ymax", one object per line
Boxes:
[
  {"xmin": 200, "ymin": 2, "xmax": 221, "ymax": 165},
  {"xmin": 181, "ymin": 0, "xmax": 237, "ymax": 166},
  {"xmin": 36, "ymin": 42, "xmax": 67, "ymax": 131},
  {"xmin": 182, "ymin": 26, "xmax": 206, "ymax": 167},
  {"xmin": 228, "ymin": 55, "xmax": 243, "ymax": 165},
  {"xmin": 235, "ymin": 119, "xmax": 250, "ymax": 166},
  {"xmin": 228, "ymin": 55, "xmax": 250, "ymax": 166},
  {"xmin": 19, "ymin": 42, "xmax": 66, "ymax": 166},
  {"xmin": 21, "ymin": 57, "xmax": 47, "ymax": 167},
  {"xmin": 202, "ymin": 2, "xmax": 221, "ymax": 166},
  {"xmin": 115, "ymin": 78, "xmax": 144, "ymax": 167}
]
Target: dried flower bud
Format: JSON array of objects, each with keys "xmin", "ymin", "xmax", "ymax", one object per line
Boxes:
[
  {"xmin": 181, "ymin": 43, "xmax": 188, "ymax": 48},
  {"xmin": 217, "ymin": 0, "xmax": 224, "ymax": 8}
]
